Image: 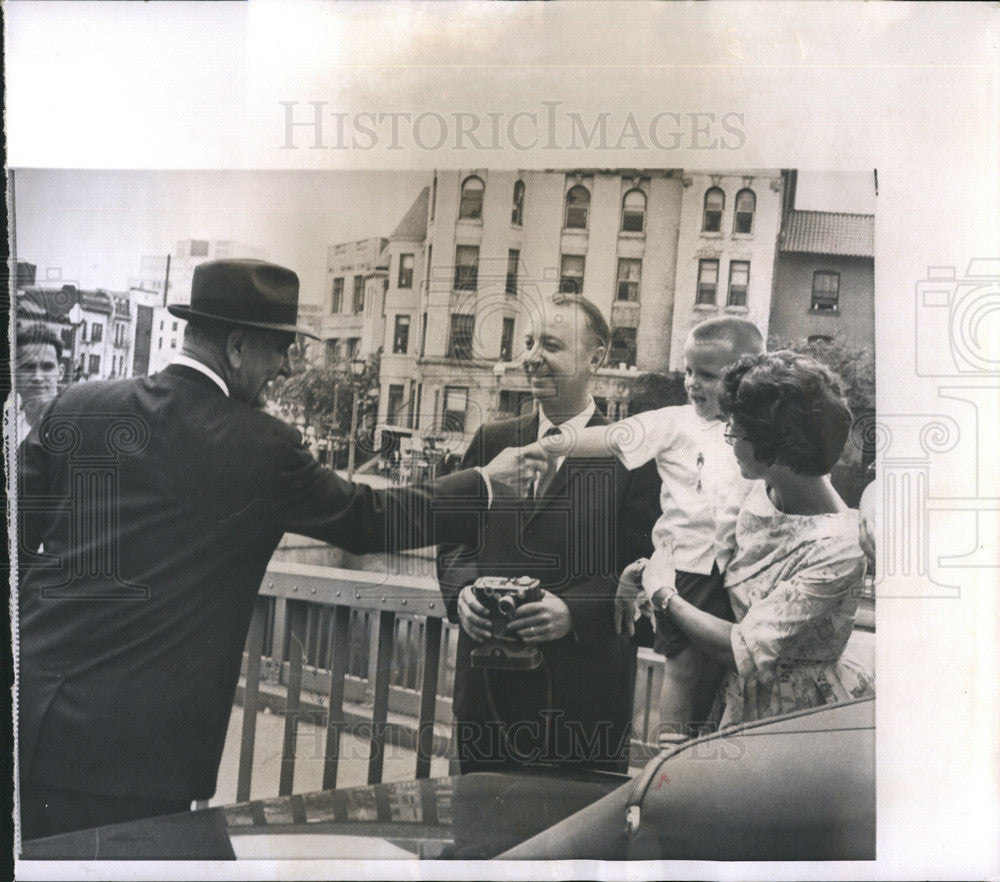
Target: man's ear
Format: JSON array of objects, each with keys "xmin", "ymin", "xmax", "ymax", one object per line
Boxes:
[
  {"xmin": 225, "ymin": 329, "xmax": 246, "ymax": 368},
  {"xmin": 590, "ymin": 344, "xmax": 607, "ymax": 372}
]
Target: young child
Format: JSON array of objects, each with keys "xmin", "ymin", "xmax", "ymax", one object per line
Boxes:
[{"xmin": 535, "ymin": 316, "xmax": 765, "ymax": 739}]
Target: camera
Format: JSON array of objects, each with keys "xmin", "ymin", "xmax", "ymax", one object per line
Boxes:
[
  {"xmin": 469, "ymin": 576, "xmax": 544, "ymax": 670},
  {"xmin": 915, "ymin": 260, "xmax": 1000, "ymax": 376}
]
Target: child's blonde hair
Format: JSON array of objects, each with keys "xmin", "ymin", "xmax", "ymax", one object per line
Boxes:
[{"xmin": 687, "ymin": 317, "xmax": 764, "ymax": 358}]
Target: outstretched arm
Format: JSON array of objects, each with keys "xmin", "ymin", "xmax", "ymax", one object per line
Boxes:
[{"xmin": 534, "ymin": 422, "xmax": 622, "ymax": 459}]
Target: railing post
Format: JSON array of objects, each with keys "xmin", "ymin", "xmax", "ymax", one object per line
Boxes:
[
  {"xmin": 236, "ymin": 599, "xmax": 267, "ymax": 803},
  {"xmin": 367, "ymin": 609, "xmax": 396, "ymax": 785},
  {"xmin": 322, "ymin": 604, "xmax": 352, "ymax": 790},
  {"xmin": 415, "ymin": 617, "xmax": 442, "ymax": 779},
  {"xmin": 279, "ymin": 600, "xmax": 308, "ymax": 796}
]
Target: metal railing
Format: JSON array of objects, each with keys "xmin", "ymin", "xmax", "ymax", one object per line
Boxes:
[{"xmin": 232, "ymin": 560, "xmax": 875, "ymax": 802}]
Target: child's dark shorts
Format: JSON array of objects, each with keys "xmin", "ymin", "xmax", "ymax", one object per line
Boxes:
[{"xmin": 653, "ymin": 563, "xmax": 734, "ymax": 658}]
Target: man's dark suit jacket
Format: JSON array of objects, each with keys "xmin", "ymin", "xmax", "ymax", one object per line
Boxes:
[
  {"xmin": 437, "ymin": 408, "xmax": 660, "ymax": 774},
  {"xmin": 18, "ymin": 365, "xmax": 488, "ymax": 801}
]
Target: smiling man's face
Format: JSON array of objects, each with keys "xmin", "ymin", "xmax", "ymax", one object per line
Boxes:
[{"xmin": 522, "ymin": 298, "xmax": 604, "ymax": 417}]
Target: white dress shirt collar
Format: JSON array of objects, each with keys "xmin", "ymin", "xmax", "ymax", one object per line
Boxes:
[
  {"xmin": 537, "ymin": 398, "xmax": 597, "ymax": 440},
  {"xmin": 172, "ymin": 355, "xmax": 230, "ymax": 397}
]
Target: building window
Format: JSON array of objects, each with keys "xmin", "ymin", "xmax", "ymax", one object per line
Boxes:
[
  {"xmin": 81, "ymin": 321, "xmax": 89, "ymax": 341},
  {"xmin": 172, "ymin": 321, "xmax": 178, "ymax": 332},
  {"xmin": 448, "ymin": 314, "xmax": 475, "ymax": 360},
  {"xmin": 511, "ymin": 179, "xmax": 525, "ymax": 225},
  {"xmin": 499, "ymin": 389, "xmax": 533, "ymax": 418},
  {"xmin": 702, "ymin": 187, "xmax": 725, "ymax": 233},
  {"xmin": 91, "ymin": 322, "xmax": 104, "ymax": 343},
  {"xmin": 560, "ymin": 254, "xmax": 585, "ymax": 294},
  {"xmin": 506, "ymin": 249, "xmax": 520, "ymax": 296},
  {"xmin": 325, "ymin": 339, "xmax": 340, "ymax": 365},
  {"xmin": 500, "ymin": 316, "xmax": 515, "ymax": 361},
  {"xmin": 393, "ymin": 315, "xmax": 410, "ymax": 354},
  {"xmin": 398, "ymin": 253, "xmax": 414, "ymax": 288},
  {"xmin": 616, "ymin": 258, "xmax": 642, "ymax": 302},
  {"xmin": 696, "ymin": 258, "xmax": 720, "ymax": 304},
  {"xmin": 454, "ymin": 245, "xmax": 479, "ymax": 291},
  {"xmin": 346, "ymin": 338, "xmax": 360, "ymax": 360},
  {"xmin": 733, "ymin": 189, "xmax": 756, "ymax": 234},
  {"xmin": 459, "ymin": 175, "xmax": 485, "ymax": 219},
  {"xmin": 808, "ymin": 334, "xmax": 833, "ymax": 345},
  {"xmin": 442, "ymin": 386, "xmax": 469, "ymax": 433},
  {"xmin": 158, "ymin": 338, "xmax": 163, "ymax": 350},
  {"xmin": 608, "ymin": 327, "xmax": 637, "ymax": 368},
  {"xmin": 352, "ymin": 275, "xmax": 365, "ymax": 313},
  {"xmin": 332, "ymin": 277, "xmax": 344, "ymax": 313},
  {"xmin": 190, "ymin": 240, "xmax": 209, "ymax": 257},
  {"xmin": 170, "ymin": 340, "xmax": 176, "ymax": 349},
  {"xmin": 387, "ymin": 384, "xmax": 406, "ymax": 423},
  {"xmin": 727, "ymin": 260, "xmax": 750, "ymax": 306},
  {"xmin": 564, "ymin": 185, "xmax": 590, "ymax": 230},
  {"xmin": 159, "ymin": 320, "xmax": 164, "ymax": 331},
  {"xmin": 811, "ymin": 271, "xmax": 840, "ymax": 312},
  {"xmin": 621, "ymin": 188, "xmax": 646, "ymax": 232},
  {"xmin": 88, "ymin": 354, "xmax": 101, "ymax": 374}
]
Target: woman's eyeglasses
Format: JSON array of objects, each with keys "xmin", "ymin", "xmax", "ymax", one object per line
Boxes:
[{"xmin": 723, "ymin": 426, "xmax": 745, "ymax": 445}]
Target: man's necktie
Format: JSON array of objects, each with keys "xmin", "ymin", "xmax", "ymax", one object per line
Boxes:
[{"xmin": 532, "ymin": 426, "xmax": 563, "ymax": 500}]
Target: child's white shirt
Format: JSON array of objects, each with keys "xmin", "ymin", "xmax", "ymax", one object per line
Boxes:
[{"xmin": 614, "ymin": 404, "xmax": 753, "ymax": 598}]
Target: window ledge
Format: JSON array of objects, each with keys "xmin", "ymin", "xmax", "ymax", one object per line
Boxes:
[
  {"xmin": 693, "ymin": 303, "xmax": 718, "ymax": 312},
  {"xmin": 731, "ymin": 232, "xmax": 754, "ymax": 240},
  {"xmin": 618, "ymin": 230, "xmax": 645, "ymax": 239},
  {"xmin": 809, "ymin": 307, "xmax": 841, "ymax": 316},
  {"xmin": 724, "ymin": 305, "xmax": 750, "ymax": 314},
  {"xmin": 699, "ymin": 231, "xmax": 723, "ymax": 238}
]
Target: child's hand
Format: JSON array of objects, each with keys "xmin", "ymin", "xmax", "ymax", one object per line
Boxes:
[{"xmin": 615, "ymin": 558, "xmax": 649, "ymax": 637}]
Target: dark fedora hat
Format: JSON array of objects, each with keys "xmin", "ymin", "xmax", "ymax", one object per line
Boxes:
[{"xmin": 168, "ymin": 259, "xmax": 319, "ymax": 339}]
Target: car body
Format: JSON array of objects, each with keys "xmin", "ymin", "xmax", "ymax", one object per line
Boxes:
[{"xmin": 21, "ymin": 697, "xmax": 874, "ymax": 862}]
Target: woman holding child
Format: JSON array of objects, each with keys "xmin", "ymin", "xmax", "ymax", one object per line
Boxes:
[{"xmin": 640, "ymin": 350, "xmax": 875, "ymax": 727}]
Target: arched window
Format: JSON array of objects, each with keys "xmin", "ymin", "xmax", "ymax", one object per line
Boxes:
[
  {"xmin": 702, "ymin": 187, "xmax": 725, "ymax": 233},
  {"xmin": 564, "ymin": 185, "xmax": 590, "ymax": 230},
  {"xmin": 621, "ymin": 188, "xmax": 646, "ymax": 232},
  {"xmin": 733, "ymin": 188, "xmax": 756, "ymax": 234},
  {"xmin": 511, "ymin": 179, "xmax": 525, "ymax": 225},
  {"xmin": 459, "ymin": 175, "xmax": 484, "ymax": 219}
]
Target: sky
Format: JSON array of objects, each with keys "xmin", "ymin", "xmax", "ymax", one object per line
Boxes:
[{"xmin": 13, "ymin": 168, "xmax": 875, "ymax": 307}]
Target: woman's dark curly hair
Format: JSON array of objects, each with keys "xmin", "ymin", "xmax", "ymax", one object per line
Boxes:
[{"xmin": 721, "ymin": 351, "xmax": 852, "ymax": 476}]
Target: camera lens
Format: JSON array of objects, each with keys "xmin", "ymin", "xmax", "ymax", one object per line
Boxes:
[{"xmin": 497, "ymin": 595, "xmax": 516, "ymax": 616}]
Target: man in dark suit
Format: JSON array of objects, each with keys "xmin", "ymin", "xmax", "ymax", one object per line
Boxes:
[
  {"xmin": 17, "ymin": 259, "xmax": 544, "ymax": 840},
  {"xmin": 437, "ymin": 291, "xmax": 660, "ymax": 775}
]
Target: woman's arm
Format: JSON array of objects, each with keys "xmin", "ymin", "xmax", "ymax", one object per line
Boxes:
[{"xmin": 660, "ymin": 592, "xmax": 737, "ymax": 671}]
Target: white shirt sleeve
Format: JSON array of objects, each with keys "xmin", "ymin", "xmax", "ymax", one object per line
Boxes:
[
  {"xmin": 613, "ymin": 406, "xmax": 680, "ymax": 472},
  {"xmin": 473, "ymin": 466, "xmax": 494, "ymax": 508}
]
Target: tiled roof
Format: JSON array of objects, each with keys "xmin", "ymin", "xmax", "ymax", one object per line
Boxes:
[
  {"xmin": 779, "ymin": 210, "xmax": 874, "ymax": 258},
  {"xmin": 390, "ymin": 187, "xmax": 429, "ymax": 241}
]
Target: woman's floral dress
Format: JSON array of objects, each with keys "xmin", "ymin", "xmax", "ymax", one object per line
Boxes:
[{"xmin": 715, "ymin": 481, "xmax": 875, "ymax": 727}]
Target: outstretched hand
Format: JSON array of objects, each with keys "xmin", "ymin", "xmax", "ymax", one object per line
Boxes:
[{"xmin": 481, "ymin": 445, "xmax": 548, "ymax": 497}]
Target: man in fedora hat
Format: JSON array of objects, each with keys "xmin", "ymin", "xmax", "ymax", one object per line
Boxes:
[{"xmin": 17, "ymin": 259, "xmax": 545, "ymax": 840}]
